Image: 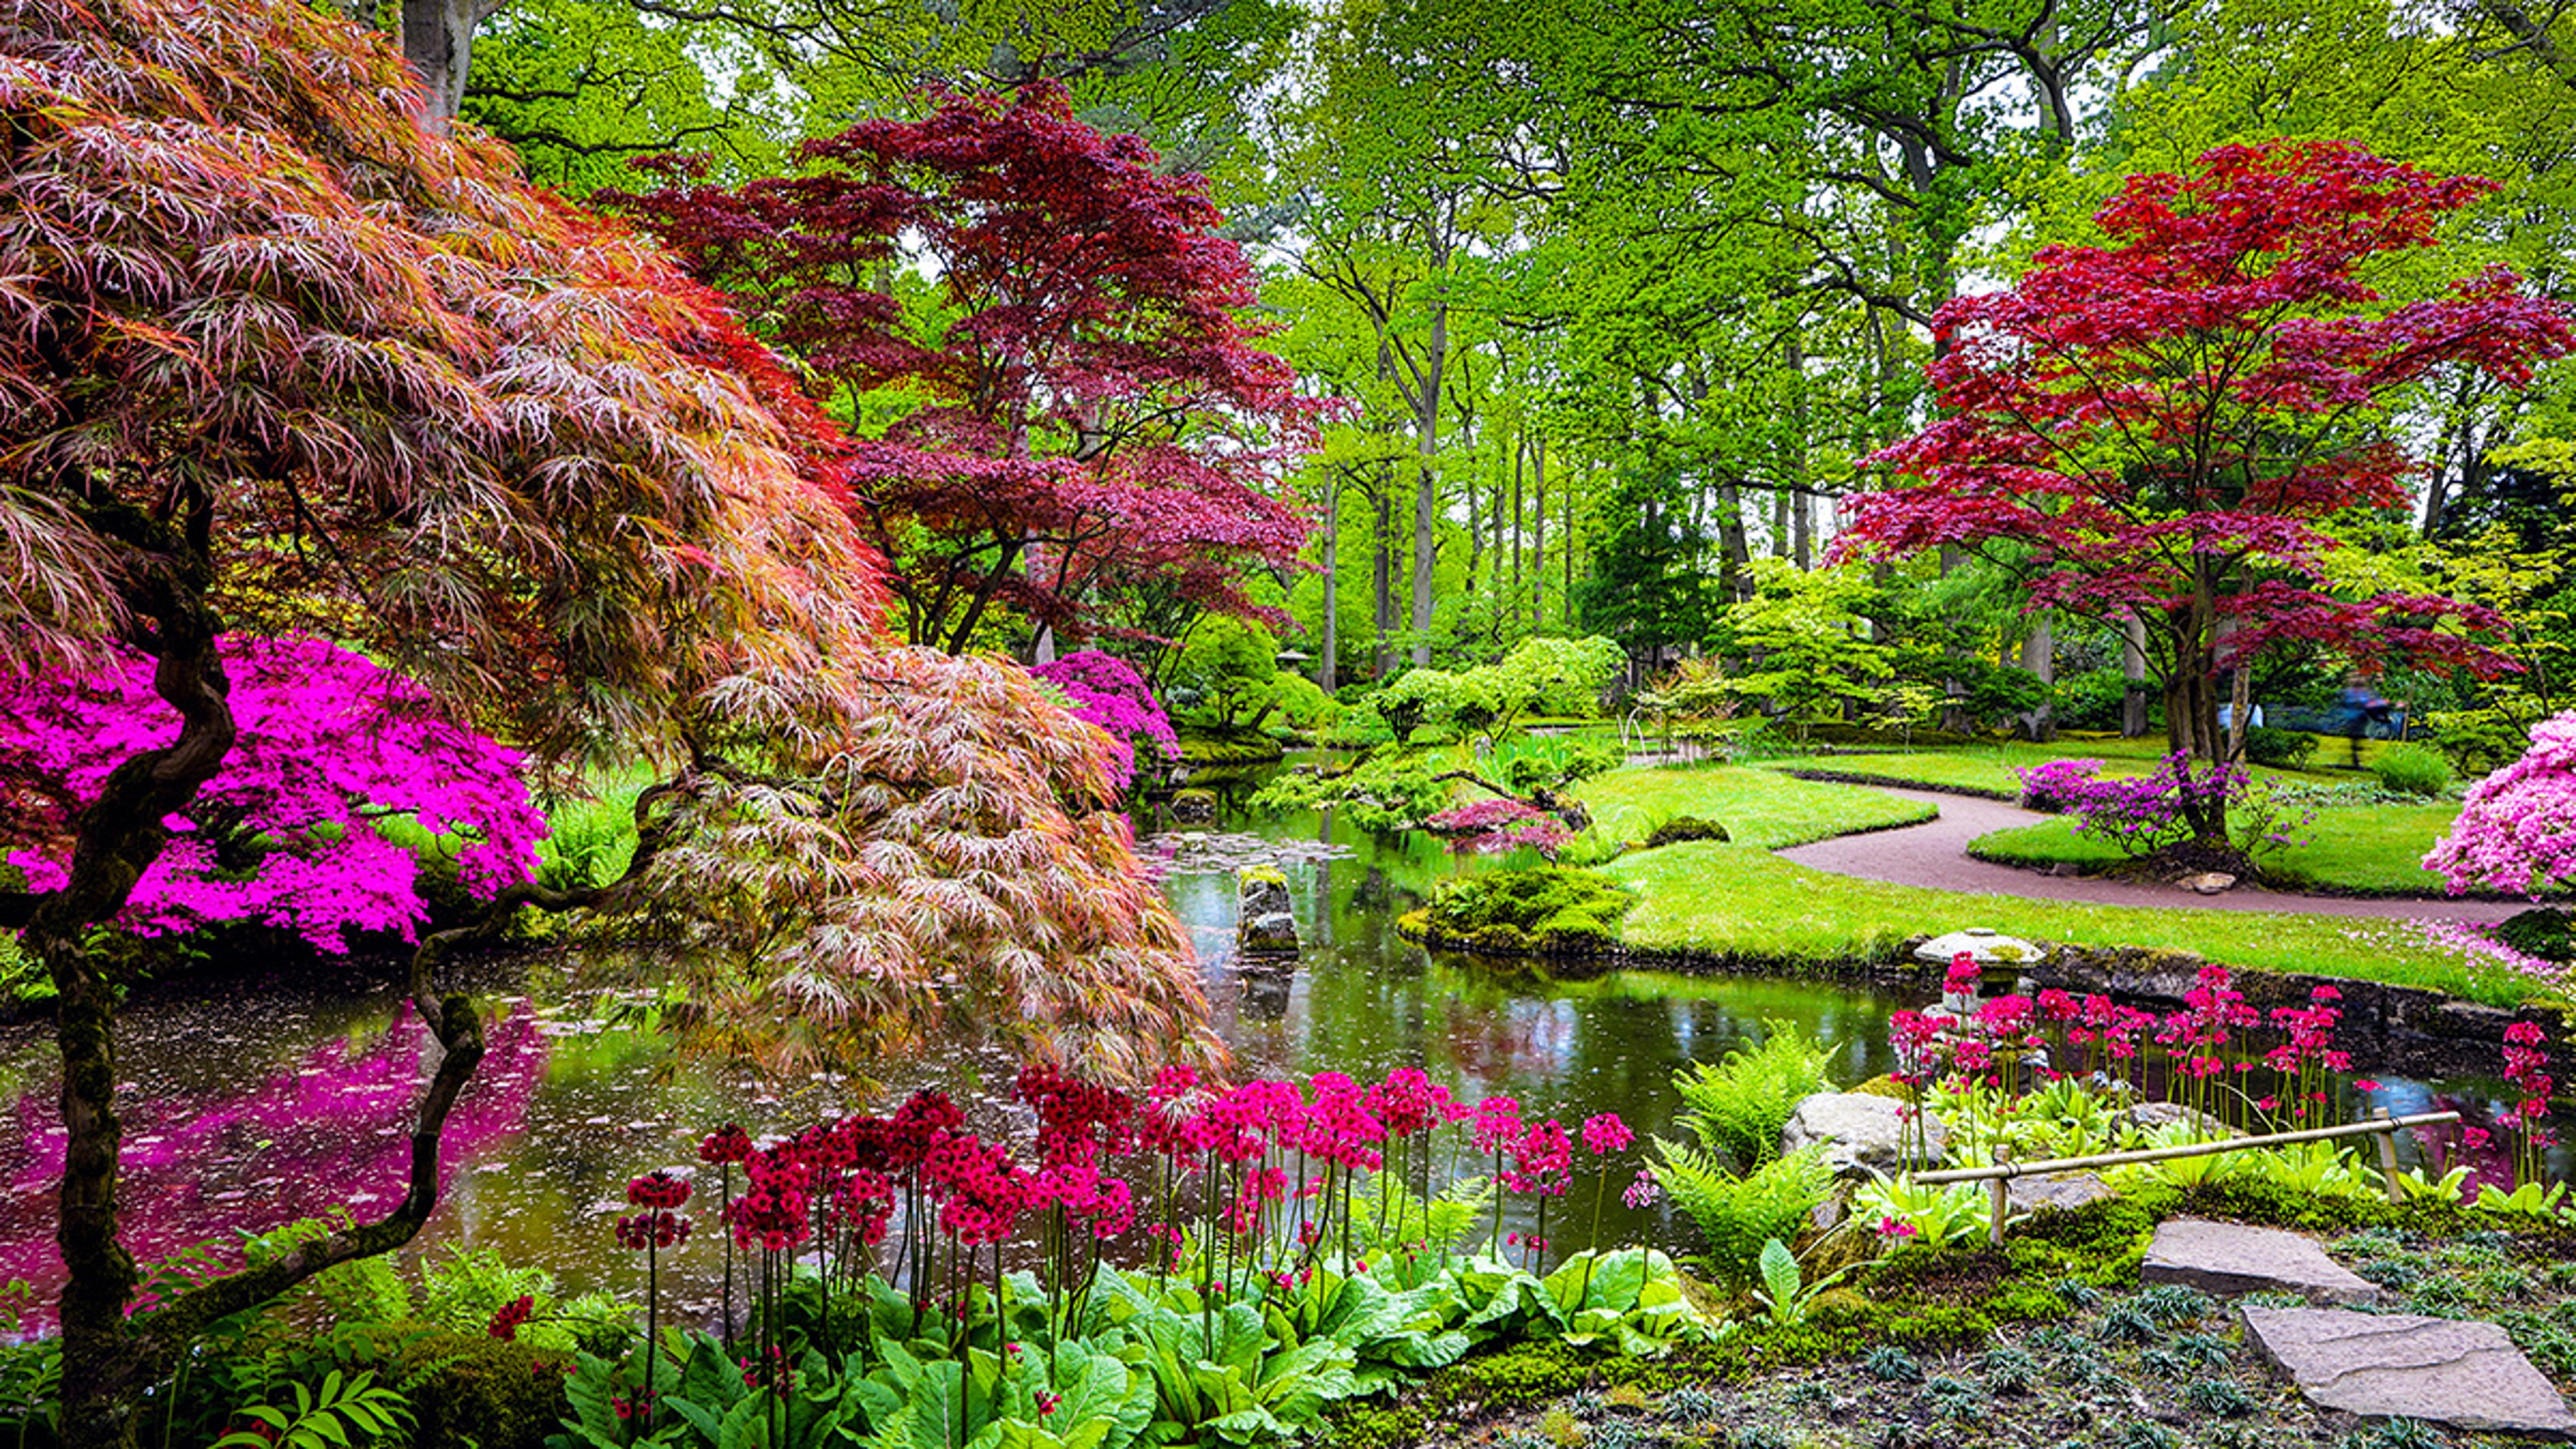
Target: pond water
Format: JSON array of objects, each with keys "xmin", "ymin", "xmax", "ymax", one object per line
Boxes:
[{"xmin": 0, "ymin": 769, "xmax": 2548, "ymax": 1328}]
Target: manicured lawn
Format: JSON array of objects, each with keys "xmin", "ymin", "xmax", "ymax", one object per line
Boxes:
[
  {"xmin": 1576, "ymin": 764, "xmax": 1935, "ymax": 850},
  {"xmin": 1968, "ymin": 802, "xmax": 2469, "ymax": 896},
  {"xmin": 1758, "ymin": 734, "xmax": 2398, "ymax": 798},
  {"xmin": 1599, "ymin": 841, "xmax": 2550, "ymax": 1006}
]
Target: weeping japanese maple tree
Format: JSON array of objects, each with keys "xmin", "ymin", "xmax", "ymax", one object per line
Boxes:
[
  {"xmin": 614, "ymin": 82, "xmax": 1312, "ymax": 657},
  {"xmin": 0, "ymin": 3, "xmax": 1205, "ymax": 1440},
  {"xmin": 1844, "ymin": 142, "xmax": 2571, "ymax": 845}
]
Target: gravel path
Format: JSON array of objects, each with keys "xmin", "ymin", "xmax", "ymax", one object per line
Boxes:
[{"xmin": 1774, "ymin": 785, "xmax": 2523, "ymax": 923}]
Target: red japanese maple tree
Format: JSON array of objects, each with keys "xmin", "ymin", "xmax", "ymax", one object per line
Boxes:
[
  {"xmin": 1845, "ymin": 142, "xmax": 2571, "ymax": 841},
  {"xmin": 616, "ymin": 83, "xmax": 1311, "ymax": 656}
]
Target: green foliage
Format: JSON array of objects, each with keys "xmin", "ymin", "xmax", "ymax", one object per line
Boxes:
[
  {"xmin": 1250, "ymin": 748, "xmax": 1455, "ymax": 831},
  {"xmin": 2497, "ymin": 907, "xmax": 2576, "ymax": 963},
  {"xmin": 1650, "ymin": 1144, "xmax": 1832, "ymax": 1285},
  {"xmin": 1670, "ymin": 1022, "xmax": 1837, "ymax": 1171},
  {"xmin": 2371, "ymin": 743, "xmax": 2456, "ymax": 798},
  {"xmin": 402, "ymin": 1335, "xmax": 572, "ymax": 1449},
  {"xmin": 1641, "ymin": 816, "xmax": 1729, "ymax": 849},
  {"xmin": 1850, "ymin": 1176, "xmax": 1990, "ymax": 1250},
  {"xmin": 2242, "ymin": 726, "xmax": 2318, "ymax": 769},
  {"xmin": 211, "ymin": 1368, "xmax": 411, "ymax": 1449},
  {"xmin": 1717, "ymin": 560, "xmax": 1894, "ymax": 731},
  {"xmin": 1490, "ymin": 736, "xmax": 1624, "ymax": 798},
  {"xmin": 1174, "ymin": 616, "xmax": 1285, "ymax": 731},
  {"xmin": 1417, "ymin": 867, "xmax": 1635, "ymax": 952},
  {"xmin": 1748, "ymin": 1239, "xmax": 1857, "ymax": 1329}
]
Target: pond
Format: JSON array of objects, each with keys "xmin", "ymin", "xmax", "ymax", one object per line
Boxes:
[{"xmin": 0, "ymin": 769, "xmax": 2548, "ymax": 1330}]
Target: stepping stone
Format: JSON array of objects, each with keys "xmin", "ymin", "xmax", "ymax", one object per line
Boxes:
[
  {"xmin": 2140, "ymin": 1218, "xmax": 2379, "ymax": 1305},
  {"xmin": 2243, "ymin": 1306, "xmax": 2576, "ymax": 1436}
]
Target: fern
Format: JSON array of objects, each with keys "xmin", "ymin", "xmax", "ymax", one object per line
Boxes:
[
  {"xmin": 1673, "ymin": 1020, "xmax": 1837, "ymax": 1171},
  {"xmin": 1651, "ymin": 1142, "xmax": 1831, "ymax": 1285}
]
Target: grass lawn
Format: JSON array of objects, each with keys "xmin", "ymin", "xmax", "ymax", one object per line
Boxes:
[
  {"xmin": 1758, "ymin": 734, "xmax": 2404, "ymax": 798},
  {"xmin": 1968, "ymin": 804, "xmax": 2469, "ymax": 896},
  {"xmin": 1575, "ymin": 764, "xmax": 1935, "ymax": 850},
  {"xmin": 1599, "ymin": 840, "xmax": 2548, "ymax": 1006}
]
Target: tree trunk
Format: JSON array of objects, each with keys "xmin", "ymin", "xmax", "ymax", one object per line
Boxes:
[
  {"xmin": 1373, "ymin": 466, "xmax": 1393, "ymax": 678},
  {"xmin": 2121, "ymin": 615, "xmax": 2151, "ymax": 737},
  {"xmin": 1410, "ymin": 303, "xmax": 1447, "ymax": 667},
  {"xmin": 1530, "ymin": 435, "xmax": 1547, "ymax": 631},
  {"xmin": 2018, "ymin": 618, "xmax": 2055, "ymax": 741},
  {"xmin": 1320, "ymin": 468, "xmax": 1338, "ymax": 693},
  {"xmin": 401, "ymin": 0, "xmax": 484, "ymax": 127}
]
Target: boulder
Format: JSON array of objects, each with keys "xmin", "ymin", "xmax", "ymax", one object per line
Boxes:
[
  {"xmin": 2182, "ymin": 871, "xmax": 2238, "ymax": 895},
  {"xmin": 2141, "ymin": 1219, "xmax": 2378, "ymax": 1305},
  {"xmin": 1171, "ymin": 788, "xmax": 1218, "ymax": 823},
  {"xmin": 1237, "ymin": 866, "xmax": 1297, "ymax": 954},
  {"xmin": 2007, "ymin": 1172, "xmax": 2117, "ymax": 1215},
  {"xmin": 2243, "ymin": 1306, "xmax": 2576, "ymax": 1436},
  {"xmin": 2124, "ymin": 1101, "xmax": 2239, "ymax": 1138},
  {"xmin": 1781, "ymin": 1091, "xmax": 1947, "ymax": 1177}
]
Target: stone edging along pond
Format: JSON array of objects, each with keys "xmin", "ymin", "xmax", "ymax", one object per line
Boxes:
[{"xmin": 1398, "ymin": 914, "xmax": 2569, "ymax": 1080}]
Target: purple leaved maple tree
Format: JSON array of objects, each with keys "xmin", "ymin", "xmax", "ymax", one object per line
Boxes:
[
  {"xmin": 614, "ymin": 81, "xmax": 1313, "ymax": 657},
  {"xmin": 1843, "ymin": 142, "xmax": 2571, "ymax": 844}
]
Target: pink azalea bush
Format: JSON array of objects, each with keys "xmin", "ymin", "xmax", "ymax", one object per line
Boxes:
[
  {"xmin": 1424, "ymin": 797, "xmax": 1572, "ymax": 857},
  {"xmin": 2425, "ymin": 710, "xmax": 2576, "ymax": 896},
  {"xmin": 1028, "ymin": 649, "xmax": 1181, "ymax": 790},
  {"xmin": 0, "ymin": 634, "xmax": 546, "ymax": 951},
  {"xmin": 2010, "ymin": 751, "xmax": 2311, "ymax": 859}
]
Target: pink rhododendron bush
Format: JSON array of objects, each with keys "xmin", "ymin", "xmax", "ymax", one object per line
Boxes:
[
  {"xmin": 0, "ymin": 634, "xmax": 546, "ymax": 951},
  {"xmin": 1027, "ymin": 649, "xmax": 1181, "ymax": 790},
  {"xmin": 2425, "ymin": 711, "xmax": 2576, "ymax": 897}
]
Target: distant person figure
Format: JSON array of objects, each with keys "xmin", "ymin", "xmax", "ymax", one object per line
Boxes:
[{"xmin": 2338, "ymin": 675, "xmax": 2392, "ymax": 767}]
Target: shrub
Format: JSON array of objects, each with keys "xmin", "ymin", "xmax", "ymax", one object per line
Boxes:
[
  {"xmin": 2496, "ymin": 908, "xmax": 2576, "ymax": 963},
  {"xmin": 2372, "ymin": 742, "xmax": 2454, "ymax": 798},
  {"xmin": 400, "ymin": 1334, "xmax": 572, "ymax": 1449},
  {"xmin": 2012, "ymin": 757, "xmax": 2104, "ymax": 813},
  {"xmin": 2242, "ymin": 725, "xmax": 2316, "ymax": 769},
  {"xmin": 1672, "ymin": 1022, "xmax": 1837, "ymax": 1171},
  {"xmin": 1643, "ymin": 816, "xmax": 1730, "ymax": 849},
  {"xmin": 1417, "ymin": 867, "xmax": 1634, "ymax": 952},
  {"xmin": 2051, "ymin": 668, "xmax": 2133, "ymax": 733}
]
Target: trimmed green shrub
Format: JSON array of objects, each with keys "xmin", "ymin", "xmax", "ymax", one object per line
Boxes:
[
  {"xmin": 400, "ymin": 1334, "xmax": 572, "ymax": 1449},
  {"xmin": 1643, "ymin": 816, "xmax": 1731, "ymax": 849},
  {"xmin": 2241, "ymin": 725, "xmax": 2316, "ymax": 769},
  {"xmin": 2372, "ymin": 742, "xmax": 2454, "ymax": 798},
  {"xmin": 2498, "ymin": 907, "xmax": 2576, "ymax": 963}
]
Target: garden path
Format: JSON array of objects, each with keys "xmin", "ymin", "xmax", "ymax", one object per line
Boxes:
[{"xmin": 1774, "ymin": 786, "xmax": 2522, "ymax": 923}]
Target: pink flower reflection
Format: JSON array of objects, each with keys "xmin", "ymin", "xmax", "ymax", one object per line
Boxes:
[{"xmin": 0, "ymin": 1000, "xmax": 547, "ymax": 1327}]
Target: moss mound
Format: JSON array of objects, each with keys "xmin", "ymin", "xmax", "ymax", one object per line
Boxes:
[
  {"xmin": 1644, "ymin": 815, "xmax": 1730, "ymax": 849},
  {"xmin": 1417, "ymin": 867, "xmax": 1635, "ymax": 954}
]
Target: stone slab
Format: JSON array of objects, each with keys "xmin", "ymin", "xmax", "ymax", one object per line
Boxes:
[
  {"xmin": 2243, "ymin": 1306, "xmax": 2576, "ymax": 1437},
  {"xmin": 2141, "ymin": 1218, "xmax": 2379, "ymax": 1305}
]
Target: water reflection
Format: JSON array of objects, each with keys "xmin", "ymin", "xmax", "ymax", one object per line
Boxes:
[{"xmin": 0, "ymin": 782, "xmax": 2554, "ymax": 1318}]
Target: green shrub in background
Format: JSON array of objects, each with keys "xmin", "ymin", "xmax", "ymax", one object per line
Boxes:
[
  {"xmin": 2241, "ymin": 726, "xmax": 2316, "ymax": 769},
  {"xmin": 1672, "ymin": 1022, "xmax": 1837, "ymax": 1172},
  {"xmin": 1642, "ymin": 816, "xmax": 1730, "ymax": 849},
  {"xmin": 2372, "ymin": 743, "xmax": 2455, "ymax": 798}
]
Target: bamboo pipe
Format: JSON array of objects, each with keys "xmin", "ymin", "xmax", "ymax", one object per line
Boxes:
[{"xmin": 1910, "ymin": 1110, "xmax": 2461, "ymax": 1185}]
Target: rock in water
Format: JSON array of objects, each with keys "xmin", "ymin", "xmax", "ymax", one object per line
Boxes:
[
  {"xmin": 2142, "ymin": 1219, "xmax": 2378, "ymax": 1305},
  {"xmin": 2243, "ymin": 1306, "xmax": 2576, "ymax": 1436},
  {"xmin": 1781, "ymin": 1091, "xmax": 1947, "ymax": 1177},
  {"xmin": 1237, "ymin": 865, "xmax": 1297, "ymax": 955},
  {"xmin": 1171, "ymin": 788, "xmax": 1218, "ymax": 823}
]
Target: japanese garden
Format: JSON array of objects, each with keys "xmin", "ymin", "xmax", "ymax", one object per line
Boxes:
[{"xmin": 16, "ymin": 2, "xmax": 2576, "ymax": 1447}]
